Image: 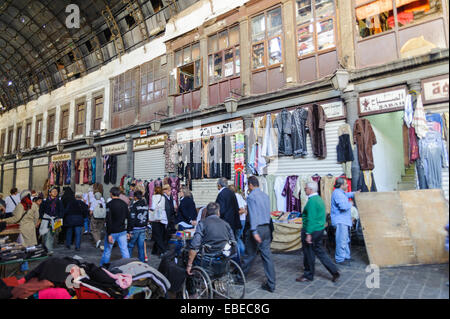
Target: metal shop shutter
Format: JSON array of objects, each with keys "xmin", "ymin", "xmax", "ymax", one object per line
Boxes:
[
  {"xmin": 134, "ymin": 148, "xmax": 165, "ymax": 181},
  {"xmin": 32, "ymin": 166, "xmax": 48, "ymax": 193},
  {"xmin": 15, "ymin": 168, "xmax": 29, "ymax": 192},
  {"xmin": 265, "ymin": 120, "xmax": 346, "ymax": 177}
]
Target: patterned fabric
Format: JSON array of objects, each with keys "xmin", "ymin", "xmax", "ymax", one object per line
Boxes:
[
  {"xmin": 164, "ymin": 138, "xmax": 177, "ymax": 173},
  {"xmin": 282, "ymin": 176, "xmax": 301, "ymax": 212},
  {"xmin": 412, "ymin": 94, "xmax": 429, "ymax": 139}
]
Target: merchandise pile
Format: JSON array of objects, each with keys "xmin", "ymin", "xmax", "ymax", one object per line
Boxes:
[
  {"xmin": 0, "ymin": 237, "xmax": 47, "ymax": 263},
  {"xmin": 271, "ymin": 211, "xmax": 302, "ymax": 224}
]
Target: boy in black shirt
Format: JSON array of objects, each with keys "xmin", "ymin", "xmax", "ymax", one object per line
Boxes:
[
  {"xmin": 100, "ymin": 187, "xmax": 131, "ymax": 266},
  {"xmin": 127, "ymin": 191, "xmax": 149, "ymax": 262}
]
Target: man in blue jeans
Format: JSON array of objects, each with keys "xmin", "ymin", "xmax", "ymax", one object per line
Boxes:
[
  {"xmin": 127, "ymin": 190, "xmax": 149, "ymax": 262},
  {"xmin": 330, "ymin": 177, "xmax": 359, "ymax": 266},
  {"xmin": 100, "ymin": 187, "xmax": 131, "ymax": 266}
]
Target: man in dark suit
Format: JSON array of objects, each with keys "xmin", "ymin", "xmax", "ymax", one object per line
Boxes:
[{"xmin": 215, "ymin": 178, "xmax": 241, "ymax": 238}]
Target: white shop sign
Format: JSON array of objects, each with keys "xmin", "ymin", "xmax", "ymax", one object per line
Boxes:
[
  {"xmin": 102, "ymin": 142, "xmax": 127, "ymax": 155},
  {"xmin": 76, "ymin": 149, "xmax": 96, "ymax": 159},
  {"xmin": 51, "ymin": 153, "xmax": 71, "ymax": 162},
  {"xmin": 4, "ymin": 163, "xmax": 14, "ymax": 170},
  {"xmin": 359, "ymin": 87, "xmax": 406, "ymax": 115},
  {"xmin": 177, "ymin": 120, "xmax": 244, "ymax": 143},
  {"xmin": 321, "ymin": 101, "xmax": 345, "ymax": 119},
  {"xmin": 422, "ymin": 75, "xmax": 449, "ymax": 104},
  {"xmin": 33, "ymin": 157, "xmax": 48, "ymax": 166},
  {"xmin": 16, "ymin": 160, "xmax": 29, "ymax": 169},
  {"xmin": 133, "ymin": 134, "xmax": 167, "ymax": 151}
]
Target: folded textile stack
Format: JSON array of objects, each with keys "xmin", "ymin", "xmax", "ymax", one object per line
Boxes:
[{"xmin": 0, "ymin": 242, "xmax": 26, "ymax": 262}]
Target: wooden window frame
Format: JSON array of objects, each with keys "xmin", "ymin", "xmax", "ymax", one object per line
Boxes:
[
  {"xmin": 140, "ymin": 57, "xmax": 167, "ymax": 108},
  {"xmin": 75, "ymin": 101, "xmax": 86, "ymax": 136},
  {"xmin": 7, "ymin": 129, "xmax": 13, "ymax": 154},
  {"xmin": 250, "ymin": 6, "xmax": 285, "ymax": 73},
  {"xmin": 112, "ymin": 67, "xmax": 139, "ymax": 114},
  {"xmin": 295, "ymin": 0, "xmax": 337, "ymax": 60},
  {"xmin": 60, "ymin": 108, "xmax": 70, "ymax": 140},
  {"xmin": 47, "ymin": 113, "xmax": 56, "ymax": 144},
  {"xmin": 16, "ymin": 126, "xmax": 22, "ymax": 151},
  {"xmin": 0, "ymin": 131, "xmax": 5, "ymax": 156},
  {"xmin": 25, "ymin": 122, "xmax": 32, "ymax": 149},
  {"xmin": 174, "ymin": 43, "xmax": 203, "ymax": 95},
  {"xmin": 92, "ymin": 95, "xmax": 104, "ymax": 131},
  {"xmin": 354, "ymin": 0, "xmax": 445, "ymax": 42},
  {"xmin": 207, "ymin": 25, "xmax": 241, "ymax": 85},
  {"xmin": 35, "ymin": 117, "xmax": 43, "ymax": 147}
]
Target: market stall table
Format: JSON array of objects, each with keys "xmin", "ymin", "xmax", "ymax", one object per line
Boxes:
[{"xmin": 0, "ymin": 255, "xmax": 48, "ymax": 278}]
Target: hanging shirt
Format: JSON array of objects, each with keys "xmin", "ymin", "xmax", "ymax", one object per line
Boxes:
[
  {"xmin": 274, "ymin": 176, "xmax": 287, "ymax": 212},
  {"xmin": 412, "ymin": 95, "xmax": 429, "ymax": 139},
  {"xmin": 403, "ymin": 94, "xmax": 414, "ymax": 128},
  {"xmin": 419, "ymin": 130, "xmax": 449, "ymax": 189}
]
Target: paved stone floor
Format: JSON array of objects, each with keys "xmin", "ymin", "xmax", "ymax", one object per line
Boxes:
[{"xmin": 29, "ymin": 234, "xmax": 449, "ymax": 300}]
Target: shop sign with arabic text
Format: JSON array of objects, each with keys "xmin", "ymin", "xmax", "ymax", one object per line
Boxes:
[
  {"xmin": 133, "ymin": 134, "xmax": 167, "ymax": 151},
  {"xmin": 358, "ymin": 86, "xmax": 406, "ymax": 115},
  {"xmin": 177, "ymin": 120, "xmax": 244, "ymax": 143}
]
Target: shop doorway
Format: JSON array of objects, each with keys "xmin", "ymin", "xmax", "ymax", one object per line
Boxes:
[{"xmin": 363, "ymin": 111, "xmax": 406, "ymax": 192}]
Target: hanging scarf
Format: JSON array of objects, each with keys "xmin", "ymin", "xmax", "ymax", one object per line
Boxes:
[{"xmin": 21, "ymin": 196, "xmax": 33, "ymax": 211}]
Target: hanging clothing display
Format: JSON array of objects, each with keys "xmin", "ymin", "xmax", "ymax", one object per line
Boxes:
[
  {"xmin": 412, "ymin": 94, "xmax": 428, "ymax": 139},
  {"xmin": 265, "ymin": 175, "xmax": 277, "ymax": 212},
  {"xmin": 221, "ymin": 136, "xmax": 232, "ymax": 180},
  {"xmin": 404, "ymin": 93, "xmax": 414, "ymax": 128},
  {"xmin": 282, "ymin": 175, "xmax": 301, "ymax": 212},
  {"xmin": 336, "ymin": 123, "xmax": 354, "ymax": 178},
  {"xmin": 210, "ymin": 137, "xmax": 221, "ymax": 179},
  {"xmin": 353, "ymin": 118, "xmax": 377, "ymax": 171},
  {"xmin": 417, "ymin": 130, "xmax": 449, "ymax": 189},
  {"xmin": 320, "ymin": 175, "xmax": 337, "ymax": 214},
  {"xmin": 307, "ymin": 104, "xmax": 327, "ymax": 158},
  {"xmin": 192, "ymin": 140, "xmax": 202, "ymax": 180},
  {"xmin": 202, "ymin": 138, "xmax": 211, "ymax": 178},
  {"xmin": 164, "ymin": 137, "xmax": 178, "ymax": 174},
  {"xmin": 259, "ymin": 113, "xmax": 278, "ymax": 160},
  {"xmin": 357, "ymin": 170, "xmax": 377, "ymax": 192},
  {"xmin": 409, "ymin": 127, "xmax": 420, "ymax": 164},
  {"xmin": 274, "ymin": 176, "xmax": 287, "ymax": 212},
  {"xmin": 91, "ymin": 158, "xmax": 96, "ymax": 184},
  {"xmin": 83, "ymin": 158, "xmax": 90, "ymax": 184},
  {"xmin": 257, "ymin": 176, "xmax": 269, "ymax": 195},
  {"xmin": 291, "ymin": 107, "xmax": 309, "ymax": 158},
  {"xmin": 274, "ymin": 109, "xmax": 293, "ymax": 156},
  {"xmin": 103, "ymin": 155, "xmax": 117, "ymax": 185}
]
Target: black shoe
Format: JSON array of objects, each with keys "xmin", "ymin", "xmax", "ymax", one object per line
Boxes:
[
  {"xmin": 331, "ymin": 272, "xmax": 340, "ymax": 283},
  {"xmin": 75, "ymin": 248, "xmax": 80, "ymax": 251},
  {"xmin": 261, "ymin": 282, "xmax": 275, "ymax": 293}
]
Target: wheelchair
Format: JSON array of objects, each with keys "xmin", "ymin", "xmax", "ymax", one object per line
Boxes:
[{"xmin": 182, "ymin": 242, "xmax": 246, "ymax": 299}]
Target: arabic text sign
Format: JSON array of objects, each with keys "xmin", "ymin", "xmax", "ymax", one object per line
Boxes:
[
  {"xmin": 51, "ymin": 153, "xmax": 71, "ymax": 162},
  {"xmin": 359, "ymin": 88, "xmax": 406, "ymax": 115},
  {"xmin": 16, "ymin": 160, "xmax": 29, "ymax": 169},
  {"xmin": 102, "ymin": 142, "xmax": 127, "ymax": 155},
  {"xmin": 177, "ymin": 120, "xmax": 244, "ymax": 143},
  {"xmin": 133, "ymin": 134, "xmax": 167, "ymax": 151},
  {"xmin": 76, "ymin": 149, "xmax": 96, "ymax": 159},
  {"xmin": 422, "ymin": 76, "xmax": 449, "ymax": 104},
  {"xmin": 4, "ymin": 163, "xmax": 14, "ymax": 170},
  {"xmin": 321, "ymin": 101, "xmax": 344, "ymax": 119},
  {"xmin": 33, "ymin": 157, "xmax": 48, "ymax": 166}
]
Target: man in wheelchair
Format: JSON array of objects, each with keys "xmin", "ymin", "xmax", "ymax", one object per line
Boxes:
[{"xmin": 186, "ymin": 202, "xmax": 236, "ymax": 277}]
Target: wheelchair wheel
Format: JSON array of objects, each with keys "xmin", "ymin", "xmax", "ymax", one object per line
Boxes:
[
  {"xmin": 182, "ymin": 266, "xmax": 213, "ymax": 299},
  {"xmin": 214, "ymin": 259, "xmax": 245, "ymax": 299}
]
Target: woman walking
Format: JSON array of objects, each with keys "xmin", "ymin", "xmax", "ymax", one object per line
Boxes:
[
  {"xmin": 63, "ymin": 192, "xmax": 89, "ymax": 251},
  {"xmin": 39, "ymin": 187, "xmax": 64, "ymax": 255},
  {"xmin": 90, "ymin": 192, "xmax": 106, "ymax": 249},
  {"xmin": 149, "ymin": 186, "xmax": 168, "ymax": 256}
]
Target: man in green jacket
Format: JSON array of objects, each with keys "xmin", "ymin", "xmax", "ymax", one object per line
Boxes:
[{"xmin": 296, "ymin": 182, "xmax": 340, "ymax": 283}]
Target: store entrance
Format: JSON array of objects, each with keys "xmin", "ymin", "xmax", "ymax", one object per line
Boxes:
[{"xmin": 363, "ymin": 111, "xmax": 406, "ymax": 192}]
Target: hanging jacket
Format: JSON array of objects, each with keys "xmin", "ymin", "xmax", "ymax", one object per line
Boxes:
[
  {"xmin": 274, "ymin": 109, "xmax": 293, "ymax": 156},
  {"xmin": 65, "ymin": 160, "xmax": 71, "ymax": 185},
  {"xmin": 291, "ymin": 107, "xmax": 309, "ymax": 158},
  {"xmin": 82, "ymin": 158, "xmax": 89, "ymax": 184},
  {"xmin": 307, "ymin": 104, "xmax": 327, "ymax": 159},
  {"xmin": 357, "ymin": 170, "xmax": 377, "ymax": 192},
  {"xmin": 75, "ymin": 160, "xmax": 80, "ymax": 184},
  {"xmin": 91, "ymin": 158, "xmax": 96, "ymax": 184},
  {"xmin": 353, "ymin": 118, "xmax": 377, "ymax": 170}
]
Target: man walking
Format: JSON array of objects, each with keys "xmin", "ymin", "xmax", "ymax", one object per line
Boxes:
[
  {"xmin": 127, "ymin": 190, "xmax": 149, "ymax": 262},
  {"xmin": 215, "ymin": 178, "xmax": 241, "ymax": 238},
  {"xmin": 100, "ymin": 187, "xmax": 131, "ymax": 266},
  {"xmin": 297, "ymin": 182, "xmax": 340, "ymax": 282},
  {"xmin": 330, "ymin": 177, "xmax": 357, "ymax": 266},
  {"xmin": 5, "ymin": 188, "xmax": 20, "ymax": 218},
  {"xmin": 241, "ymin": 176, "xmax": 276, "ymax": 293}
]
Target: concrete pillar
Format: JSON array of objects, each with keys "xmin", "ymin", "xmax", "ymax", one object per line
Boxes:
[
  {"xmin": 42, "ymin": 110, "xmax": 48, "ymax": 146},
  {"xmin": 68, "ymin": 100, "xmax": 76, "ymax": 140},
  {"xmin": 239, "ymin": 17, "xmax": 251, "ymax": 96},
  {"xmin": 243, "ymin": 114, "xmax": 254, "ymax": 175},
  {"xmin": 126, "ymin": 136, "xmax": 134, "ymax": 177},
  {"xmin": 31, "ymin": 116, "xmax": 36, "ymax": 148},
  {"xmin": 337, "ymin": 0, "xmax": 356, "ymax": 69},
  {"xmin": 342, "ymin": 90, "xmax": 360, "ymax": 190},
  {"xmin": 200, "ymin": 35, "xmax": 209, "ymax": 108},
  {"xmin": 12, "ymin": 122, "xmax": 17, "ymax": 153},
  {"xmin": 104, "ymin": 81, "xmax": 112, "ymax": 130},
  {"xmin": 12, "ymin": 161, "xmax": 16, "ymax": 188},
  {"xmin": 95, "ymin": 144, "xmax": 103, "ymax": 185},
  {"xmin": 282, "ymin": 0, "xmax": 298, "ymax": 85},
  {"xmin": 70, "ymin": 152, "xmax": 76, "ymax": 191}
]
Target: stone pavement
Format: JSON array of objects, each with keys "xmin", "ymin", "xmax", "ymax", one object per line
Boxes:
[{"xmin": 35, "ymin": 234, "xmax": 449, "ymax": 300}]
